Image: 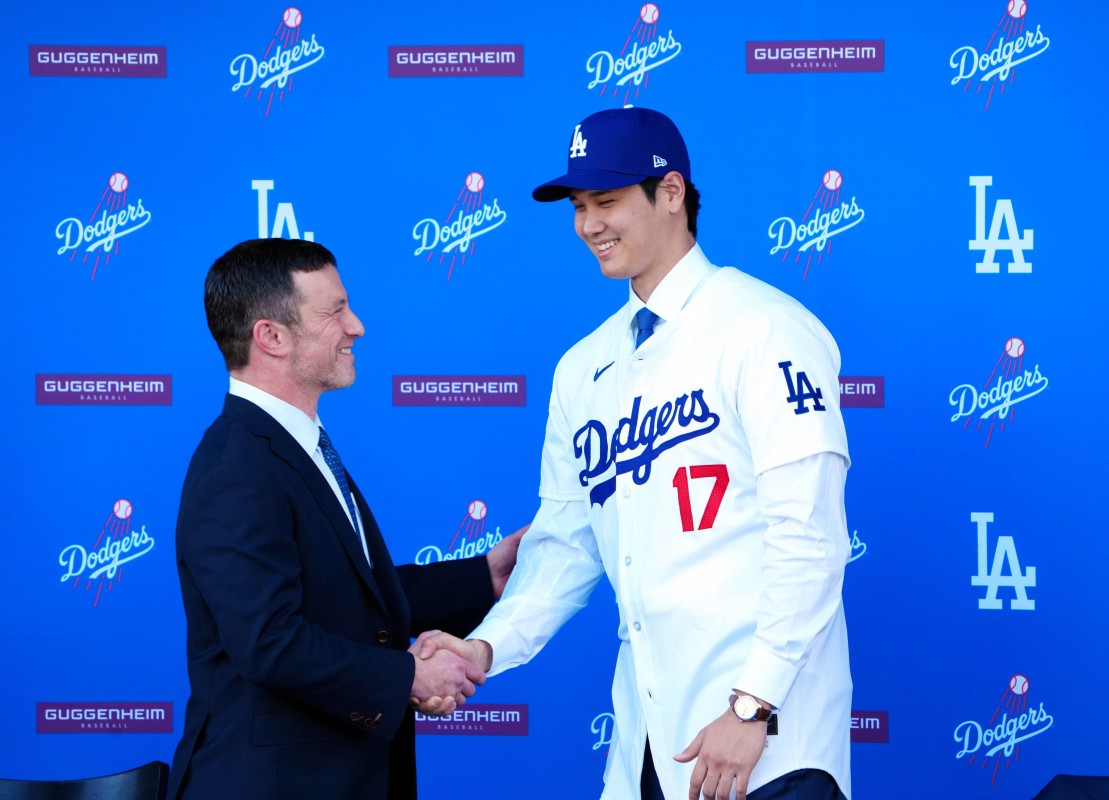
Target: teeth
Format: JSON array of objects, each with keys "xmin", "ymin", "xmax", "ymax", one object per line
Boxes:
[
  {"xmin": 597, "ymin": 239, "xmax": 618, "ymax": 251},
  {"xmin": 339, "ymin": 347, "xmax": 352, "ymax": 354}
]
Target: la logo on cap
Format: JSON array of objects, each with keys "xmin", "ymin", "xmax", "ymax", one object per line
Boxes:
[{"xmin": 569, "ymin": 124, "xmax": 588, "ymax": 159}]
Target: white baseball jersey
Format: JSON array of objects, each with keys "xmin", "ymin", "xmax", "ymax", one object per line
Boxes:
[{"xmin": 470, "ymin": 244, "xmax": 852, "ymax": 799}]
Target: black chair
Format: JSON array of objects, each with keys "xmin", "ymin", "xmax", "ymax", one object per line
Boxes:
[
  {"xmin": 0, "ymin": 761, "xmax": 168, "ymax": 800},
  {"xmin": 1033, "ymin": 775, "xmax": 1109, "ymax": 800}
]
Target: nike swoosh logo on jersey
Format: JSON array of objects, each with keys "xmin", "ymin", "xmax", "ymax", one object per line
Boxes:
[{"xmin": 594, "ymin": 361, "xmax": 615, "ymax": 381}]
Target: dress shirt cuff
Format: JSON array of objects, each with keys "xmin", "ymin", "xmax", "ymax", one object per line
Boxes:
[
  {"xmin": 467, "ymin": 616, "xmax": 528, "ymax": 678},
  {"xmin": 731, "ymin": 645, "xmax": 798, "ymax": 710}
]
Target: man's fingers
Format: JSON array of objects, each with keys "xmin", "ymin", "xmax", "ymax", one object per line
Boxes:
[{"xmin": 673, "ymin": 730, "xmax": 703, "ymax": 764}]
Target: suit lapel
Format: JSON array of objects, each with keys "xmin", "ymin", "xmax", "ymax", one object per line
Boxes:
[{"xmin": 222, "ymin": 395, "xmax": 388, "ymax": 612}]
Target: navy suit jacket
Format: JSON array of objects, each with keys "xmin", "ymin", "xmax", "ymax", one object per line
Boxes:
[{"xmin": 168, "ymin": 395, "xmax": 494, "ymax": 799}]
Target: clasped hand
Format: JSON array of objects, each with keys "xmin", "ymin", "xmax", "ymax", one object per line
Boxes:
[{"xmin": 407, "ymin": 630, "xmax": 492, "ymax": 717}]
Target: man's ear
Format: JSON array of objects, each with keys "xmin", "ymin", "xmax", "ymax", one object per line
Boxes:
[
  {"xmin": 252, "ymin": 318, "xmax": 292, "ymax": 358},
  {"xmin": 658, "ymin": 170, "xmax": 687, "ymax": 212}
]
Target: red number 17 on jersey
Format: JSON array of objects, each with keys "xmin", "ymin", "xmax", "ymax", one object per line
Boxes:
[{"xmin": 671, "ymin": 464, "xmax": 730, "ymax": 532}]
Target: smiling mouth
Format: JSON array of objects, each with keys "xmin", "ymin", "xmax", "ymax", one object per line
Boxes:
[
  {"xmin": 597, "ymin": 239, "xmax": 619, "ymax": 252},
  {"xmin": 339, "ymin": 347, "xmax": 352, "ymax": 355}
]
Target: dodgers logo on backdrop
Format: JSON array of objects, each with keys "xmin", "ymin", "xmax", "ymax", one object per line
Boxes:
[
  {"xmin": 58, "ymin": 499, "xmax": 156, "ymax": 607},
  {"xmin": 411, "ymin": 172, "xmax": 507, "ymax": 280},
  {"xmin": 847, "ymin": 530, "xmax": 867, "ymax": 563},
  {"xmin": 948, "ymin": 337, "xmax": 1048, "ymax": 447},
  {"xmin": 970, "ymin": 176, "xmax": 1032, "ymax": 273},
  {"xmin": 970, "ymin": 512, "xmax": 1036, "ymax": 610},
  {"xmin": 229, "ymin": 7, "xmax": 325, "ymax": 117},
  {"xmin": 950, "ymin": 2, "xmax": 1050, "ymax": 111},
  {"xmin": 585, "ymin": 4, "xmax": 683, "ymax": 106},
  {"xmin": 413, "ymin": 500, "xmax": 506, "ymax": 564},
  {"xmin": 574, "ymin": 390, "xmax": 720, "ymax": 507},
  {"xmin": 55, "ymin": 172, "xmax": 151, "ymax": 280},
  {"xmin": 768, "ymin": 170, "xmax": 865, "ymax": 280},
  {"xmin": 591, "ymin": 712, "xmax": 615, "ymax": 754},
  {"xmin": 954, "ymin": 674, "xmax": 1053, "ymax": 786},
  {"xmin": 253, "ymin": 180, "xmax": 314, "ymax": 240}
]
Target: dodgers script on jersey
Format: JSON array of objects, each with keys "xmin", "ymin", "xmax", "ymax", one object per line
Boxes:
[{"xmin": 472, "ymin": 245, "xmax": 852, "ymax": 799}]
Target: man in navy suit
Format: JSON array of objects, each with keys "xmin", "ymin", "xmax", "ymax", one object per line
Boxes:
[{"xmin": 169, "ymin": 238, "xmax": 523, "ymax": 799}]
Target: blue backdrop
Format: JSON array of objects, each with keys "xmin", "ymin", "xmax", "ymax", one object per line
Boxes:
[{"xmin": 4, "ymin": 1, "xmax": 1106, "ymax": 798}]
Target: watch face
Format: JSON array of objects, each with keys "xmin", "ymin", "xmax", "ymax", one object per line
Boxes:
[{"xmin": 733, "ymin": 695, "xmax": 760, "ymax": 721}]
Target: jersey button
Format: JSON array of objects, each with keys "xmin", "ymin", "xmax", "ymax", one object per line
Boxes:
[
  {"xmin": 633, "ymin": 621, "xmax": 642, "ymax": 632},
  {"xmin": 622, "ymin": 487, "xmax": 631, "ymax": 498},
  {"xmin": 624, "ymin": 556, "xmax": 632, "ymax": 566}
]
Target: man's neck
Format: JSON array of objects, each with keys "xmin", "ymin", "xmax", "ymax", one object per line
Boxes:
[{"xmin": 230, "ymin": 368, "xmax": 319, "ymax": 419}]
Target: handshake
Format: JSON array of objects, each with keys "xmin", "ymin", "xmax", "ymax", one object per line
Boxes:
[{"xmin": 407, "ymin": 631, "xmax": 494, "ymax": 717}]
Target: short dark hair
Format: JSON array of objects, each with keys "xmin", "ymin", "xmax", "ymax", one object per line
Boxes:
[
  {"xmin": 204, "ymin": 238, "xmax": 337, "ymax": 371},
  {"xmin": 639, "ymin": 176, "xmax": 701, "ymax": 238}
]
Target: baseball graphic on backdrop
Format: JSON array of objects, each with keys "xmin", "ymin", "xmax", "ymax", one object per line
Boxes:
[
  {"xmin": 1007, "ymin": 0, "xmax": 1027, "ymax": 19},
  {"xmin": 465, "ymin": 171, "xmax": 485, "ymax": 193},
  {"xmin": 823, "ymin": 170, "xmax": 842, "ymax": 191},
  {"xmin": 1005, "ymin": 337, "xmax": 1025, "ymax": 358},
  {"xmin": 468, "ymin": 499, "xmax": 487, "ymax": 520},
  {"xmin": 283, "ymin": 7, "xmax": 302, "ymax": 27},
  {"xmin": 1009, "ymin": 674, "xmax": 1030, "ymax": 695},
  {"xmin": 108, "ymin": 172, "xmax": 128, "ymax": 193},
  {"xmin": 113, "ymin": 499, "xmax": 133, "ymax": 519},
  {"xmin": 640, "ymin": 3, "xmax": 659, "ymax": 23}
]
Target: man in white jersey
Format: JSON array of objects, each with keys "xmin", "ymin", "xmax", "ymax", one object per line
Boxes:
[{"xmin": 416, "ymin": 107, "xmax": 852, "ymax": 800}]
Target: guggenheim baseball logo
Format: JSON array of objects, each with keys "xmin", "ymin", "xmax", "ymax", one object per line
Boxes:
[
  {"xmin": 29, "ymin": 45, "xmax": 166, "ymax": 78},
  {"xmin": 416, "ymin": 704, "xmax": 528, "ymax": 735},
  {"xmin": 55, "ymin": 173, "xmax": 152, "ymax": 280},
  {"xmin": 37, "ymin": 702, "xmax": 173, "ymax": 733},
  {"xmin": 839, "ymin": 376, "xmax": 884, "ymax": 409},
  {"xmin": 585, "ymin": 4, "xmax": 683, "ymax": 106},
  {"xmin": 747, "ymin": 39, "xmax": 884, "ymax": 73},
  {"xmin": 58, "ymin": 498, "xmax": 157, "ymax": 607},
  {"xmin": 389, "ymin": 45, "xmax": 523, "ymax": 77},
  {"xmin": 394, "ymin": 376, "xmax": 525, "ymax": 407},
  {"xmin": 412, "ymin": 172, "xmax": 507, "ymax": 280},
  {"xmin": 949, "ymin": 337, "xmax": 1047, "ymax": 447},
  {"xmin": 769, "ymin": 170, "xmax": 865, "ymax": 280},
  {"xmin": 954, "ymin": 674, "xmax": 1053, "ymax": 786},
  {"xmin": 230, "ymin": 7, "xmax": 325, "ymax": 117},
  {"xmin": 36, "ymin": 374, "xmax": 172, "ymax": 406},
  {"xmin": 950, "ymin": 2, "xmax": 1050, "ymax": 111}
]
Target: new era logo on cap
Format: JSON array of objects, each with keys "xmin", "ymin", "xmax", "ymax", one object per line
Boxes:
[{"xmin": 532, "ymin": 107, "xmax": 691, "ymax": 202}]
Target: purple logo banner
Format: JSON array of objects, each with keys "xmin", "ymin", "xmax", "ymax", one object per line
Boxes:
[
  {"xmin": 388, "ymin": 45, "xmax": 523, "ymax": 77},
  {"xmin": 840, "ymin": 376, "xmax": 885, "ymax": 408},
  {"xmin": 393, "ymin": 375, "xmax": 525, "ymax": 407},
  {"xmin": 37, "ymin": 702, "xmax": 173, "ymax": 733},
  {"xmin": 747, "ymin": 40, "xmax": 884, "ymax": 73},
  {"xmin": 851, "ymin": 710, "xmax": 889, "ymax": 743},
  {"xmin": 29, "ymin": 45, "xmax": 167, "ymax": 78},
  {"xmin": 36, "ymin": 374, "xmax": 173, "ymax": 406},
  {"xmin": 415, "ymin": 703, "xmax": 528, "ymax": 735}
]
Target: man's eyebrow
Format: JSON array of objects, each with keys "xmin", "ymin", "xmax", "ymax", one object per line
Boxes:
[{"xmin": 568, "ymin": 189, "xmax": 615, "ymax": 201}]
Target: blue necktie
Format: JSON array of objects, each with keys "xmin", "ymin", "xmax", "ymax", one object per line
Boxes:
[
  {"xmin": 635, "ymin": 307, "xmax": 659, "ymax": 349},
  {"xmin": 317, "ymin": 427, "xmax": 365, "ymax": 552}
]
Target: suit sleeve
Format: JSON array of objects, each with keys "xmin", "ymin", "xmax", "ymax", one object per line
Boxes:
[
  {"xmin": 396, "ymin": 558, "xmax": 495, "ymax": 636},
  {"xmin": 177, "ymin": 457, "xmax": 415, "ymax": 741}
]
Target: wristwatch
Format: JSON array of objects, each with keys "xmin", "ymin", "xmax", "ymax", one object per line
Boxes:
[{"xmin": 730, "ymin": 692, "xmax": 772, "ymax": 722}]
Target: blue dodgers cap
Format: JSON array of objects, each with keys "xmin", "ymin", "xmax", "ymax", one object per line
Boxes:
[{"xmin": 532, "ymin": 107, "xmax": 691, "ymax": 202}]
